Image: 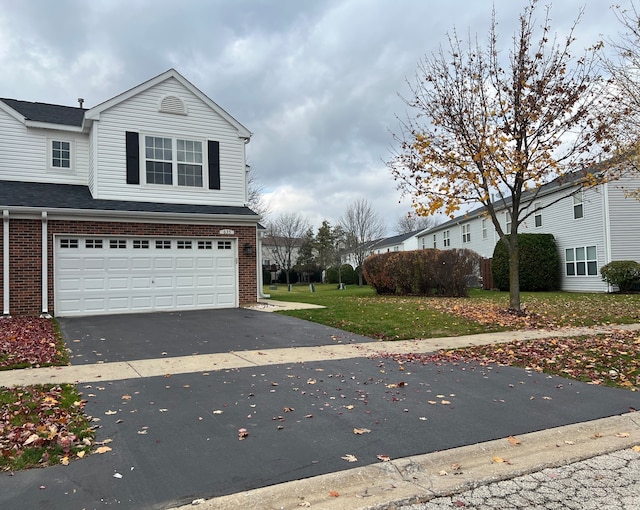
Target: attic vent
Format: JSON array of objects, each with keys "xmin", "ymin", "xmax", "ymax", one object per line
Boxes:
[{"xmin": 159, "ymin": 95, "xmax": 186, "ymax": 115}]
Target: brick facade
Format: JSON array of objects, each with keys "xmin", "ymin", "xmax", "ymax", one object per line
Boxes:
[{"xmin": 0, "ymin": 218, "xmax": 257, "ymax": 316}]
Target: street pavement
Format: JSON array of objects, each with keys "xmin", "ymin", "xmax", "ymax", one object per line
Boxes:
[
  {"xmin": 0, "ymin": 302, "xmax": 638, "ymax": 509},
  {"xmin": 399, "ymin": 448, "xmax": 640, "ymax": 510}
]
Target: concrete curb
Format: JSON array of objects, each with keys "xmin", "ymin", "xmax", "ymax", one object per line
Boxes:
[{"xmin": 183, "ymin": 412, "xmax": 640, "ymax": 510}]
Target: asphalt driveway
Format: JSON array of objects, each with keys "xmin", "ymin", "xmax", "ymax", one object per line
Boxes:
[
  {"xmin": 58, "ymin": 308, "xmax": 377, "ymax": 365},
  {"xmin": 1, "ymin": 310, "xmax": 638, "ymax": 509}
]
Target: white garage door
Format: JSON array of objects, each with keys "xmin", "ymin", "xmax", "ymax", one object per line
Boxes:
[{"xmin": 54, "ymin": 236, "xmax": 237, "ymax": 317}]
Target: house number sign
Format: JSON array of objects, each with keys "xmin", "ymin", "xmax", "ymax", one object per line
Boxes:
[{"xmin": 219, "ymin": 229, "xmax": 235, "ymax": 235}]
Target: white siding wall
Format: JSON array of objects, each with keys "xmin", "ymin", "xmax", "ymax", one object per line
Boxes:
[
  {"xmin": 91, "ymin": 77, "xmax": 247, "ymax": 207},
  {"xmin": 0, "ymin": 109, "xmax": 89, "ymax": 185},
  {"xmin": 606, "ymin": 176, "xmax": 640, "ymax": 263},
  {"xmin": 417, "ymin": 183, "xmax": 618, "ymax": 292}
]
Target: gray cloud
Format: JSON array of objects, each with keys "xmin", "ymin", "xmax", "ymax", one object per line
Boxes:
[{"xmin": 0, "ymin": 0, "xmax": 622, "ymax": 234}]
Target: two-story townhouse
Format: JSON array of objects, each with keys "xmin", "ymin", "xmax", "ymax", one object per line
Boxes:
[
  {"xmin": 417, "ymin": 173, "xmax": 640, "ymax": 292},
  {"xmin": 0, "ymin": 69, "xmax": 261, "ymax": 317}
]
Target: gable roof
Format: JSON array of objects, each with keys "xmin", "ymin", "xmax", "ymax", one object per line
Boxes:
[
  {"xmin": 0, "ymin": 98, "xmax": 85, "ymax": 127},
  {"xmin": 0, "ymin": 180, "xmax": 258, "ymax": 219},
  {"xmin": 85, "ymin": 69, "xmax": 252, "ymax": 139},
  {"xmin": 370, "ymin": 229, "xmax": 422, "ymax": 250}
]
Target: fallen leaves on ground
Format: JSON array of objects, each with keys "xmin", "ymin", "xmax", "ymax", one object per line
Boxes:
[
  {"xmin": 0, "ymin": 384, "xmax": 95, "ymax": 471},
  {"xmin": 379, "ymin": 330, "xmax": 640, "ymax": 389},
  {"xmin": 0, "ymin": 317, "xmax": 64, "ymax": 369}
]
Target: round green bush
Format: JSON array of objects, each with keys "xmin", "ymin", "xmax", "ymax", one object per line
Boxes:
[{"xmin": 600, "ymin": 260, "xmax": 640, "ymax": 292}]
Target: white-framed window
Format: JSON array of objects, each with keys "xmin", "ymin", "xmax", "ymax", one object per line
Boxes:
[
  {"xmin": 505, "ymin": 212, "xmax": 512, "ymax": 234},
  {"xmin": 481, "ymin": 219, "xmax": 488, "ymax": 240},
  {"xmin": 443, "ymin": 230, "xmax": 450, "ymax": 247},
  {"xmin": 462, "ymin": 224, "xmax": 471, "ymax": 243},
  {"xmin": 573, "ymin": 193, "xmax": 584, "ymax": 219},
  {"xmin": 218, "ymin": 241, "xmax": 232, "ymax": 250},
  {"xmin": 177, "ymin": 240, "xmax": 192, "ymax": 250},
  {"xmin": 534, "ymin": 202, "xmax": 542, "ymax": 228},
  {"xmin": 110, "ymin": 239, "xmax": 127, "ymax": 249},
  {"xmin": 133, "ymin": 239, "xmax": 150, "ymax": 249},
  {"xmin": 433, "ymin": 234, "xmax": 437, "ymax": 249},
  {"xmin": 198, "ymin": 240, "xmax": 213, "ymax": 250},
  {"xmin": 49, "ymin": 139, "xmax": 73, "ymax": 171},
  {"xmin": 565, "ymin": 246, "xmax": 597, "ymax": 276},
  {"xmin": 144, "ymin": 135, "xmax": 204, "ymax": 187},
  {"xmin": 60, "ymin": 238, "xmax": 79, "ymax": 249},
  {"xmin": 156, "ymin": 240, "xmax": 171, "ymax": 250}
]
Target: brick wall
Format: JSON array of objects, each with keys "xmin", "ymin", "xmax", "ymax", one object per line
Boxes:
[{"xmin": 0, "ymin": 218, "xmax": 257, "ymax": 316}]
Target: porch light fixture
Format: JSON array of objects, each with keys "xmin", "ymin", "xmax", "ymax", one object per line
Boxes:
[{"xmin": 243, "ymin": 243, "xmax": 254, "ymax": 256}]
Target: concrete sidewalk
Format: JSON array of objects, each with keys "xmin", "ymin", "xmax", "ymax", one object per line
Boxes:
[{"xmin": 2, "ymin": 322, "xmax": 638, "ymax": 388}]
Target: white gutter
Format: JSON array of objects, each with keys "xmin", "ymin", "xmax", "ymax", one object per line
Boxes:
[{"xmin": 3, "ymin": 210, "xmax": 9, "ymax": 316}]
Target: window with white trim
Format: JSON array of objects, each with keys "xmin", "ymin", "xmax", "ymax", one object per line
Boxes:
[
  {"xmin": 505, "ymin": 212, "xmax": 512, "ymax": 234},
  {"xmin": 198, "ymin": 240, "xmax": 213, "ymax": 250},
  {"xmin": 156, "ymin": 240, "xmax": 171, "ymax": 249},
  {"xmin": 433, "ymin": 234, "xmax": 437, "ymax": 248},
  {"xmin": 443, "ymin": 230, "xmax": 450, "ymax": 247},
  {"xmin": 60, "ymin": 238, "xmax": 78, "ymax": 249},
  {"xmin": 49, "ymin": 140, "xmax": 72, "ymax": 171},
  {"xmin": 565, "ymin": 246, "xmax": 597, "ymax": 276},
  {"xmin": 110, "ymin": 239, "xmax": 127, "ymax": 249},
  {"xmin": 481, "ymin": 219, "xmax": 488, "ymax": 240},
  {"xmin": 85, "ymin": 239, "xmax": 103, "ymax": 249},
  {"xmin": 462, "ymin": 224, "xmax": 471, "ymax": 243},
  {"xmin": 144, "ymin": 136, "xmax": 204, "ymax": 187},
  {"xmin": 133, "ymin": 240, "xmax": 149, "ymax": 249},
  {"xmin": 573, "ymin": 193, "xmax": 584, "ymax": 219},
  {"xmin": 534, "ymin": 202, "xmax": 543, "ymax": 228},
  {"xmin": 218, "ymin": 241, "xmax": 232, "ymax": 250}
]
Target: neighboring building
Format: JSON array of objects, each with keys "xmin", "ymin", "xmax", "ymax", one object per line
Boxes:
[
  {"xmin": 368, "ymin": 229, "xmax": 422, "ymax": 255},
  {"xmin": 261, "ymin": 236, "xmax": 304, "ymax": 283},
  {"xmin": 416, "ymin": 173, "xmax": 640, "ymax": 292},
  {"xmin": 0, "ymin": 69, "xmax": 260, "ymax": 317}
]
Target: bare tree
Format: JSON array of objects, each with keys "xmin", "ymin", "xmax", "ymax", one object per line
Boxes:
[
  {"xmin": 340, "ymin": 199, "xmax": 386, "ymax": 286},
  {"xmin": 602, "ymin": 2, "xmax": 640, "ymax": 200},
  {"xmin": 395, "ymin": 213, "xmax": 440, "ymax": 234},
  {"xmin": 389, "ymin": 0, "xmax": 624, "ymax": 311},
  {"xmin": 266, "ymin": 212, "xmax": 310, "ymax": 286},
  {"xmin": 247, "ymin": 166, "xmax": 270, "ymax": 218}
]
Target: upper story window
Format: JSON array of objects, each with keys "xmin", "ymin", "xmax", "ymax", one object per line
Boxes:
[
  {"xmin": 443, "ymin": 230, "xmax": 450, "ymax": 247},
  {"xmin": 481, "ymin": 218, "xmax": 488, "ymax": 240},
  {"xmin": 534, "ymin": 202, "xmax": 543, "ymax": 228},
  {"xmin": 505, "ymin": 212, "xmax": 512, "ymax": 234},
  {"xmin": 432, "ymin": 234, "xmax": 437, "ymax": 249},
  {"xmin": 462, "ymin": 224, "xmax": 471, "ymax": 243},
  {"xmin": 144, "ymin": 136, "xmax": 204, "ymax": 187},
  {"xmin": 573, "ymin": 193, "xmax": 584, "ymax": 219},
  {"xmin": 49, "ymin": 139, "xmax": 73, "ymax": 171}
]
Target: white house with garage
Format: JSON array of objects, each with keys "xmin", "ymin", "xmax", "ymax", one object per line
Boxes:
[
  {"xmin": 416, "ymin": 173, "xmax": 640, "ymax": 292},
  {"xmin": 0, "ymin": 69, "xmax": 261, "ymax": 317}
]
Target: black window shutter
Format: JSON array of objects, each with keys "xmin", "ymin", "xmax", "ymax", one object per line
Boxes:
[
  {"xmin": 208, "ymin": 140, "xmax": 220, "ymax": 190},
  {"xmin": 125, "ymin": 131, "xmax": 140, "ymax": 184}
]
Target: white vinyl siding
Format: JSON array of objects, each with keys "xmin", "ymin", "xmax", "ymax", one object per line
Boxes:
[
  {"xmin": 0, "ymin": 107, "xmax": 89, "ymax": 185},
  {"xmin": 606, "ymin": 177, "xmax": 640, "ymax": 262},
  {"xmin": 90, "ymin": 77, "xmax": 247, "ymax": 206}
]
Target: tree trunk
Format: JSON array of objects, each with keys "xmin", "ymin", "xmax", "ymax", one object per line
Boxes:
[{"xmin": 508, "ymin": 234, "xmax": 521, "ymax": 311}]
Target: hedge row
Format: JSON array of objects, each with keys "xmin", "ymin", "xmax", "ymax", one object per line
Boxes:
[{"xmin": 362, "ymin": 249, "xmax": 480, "ymax": 297}]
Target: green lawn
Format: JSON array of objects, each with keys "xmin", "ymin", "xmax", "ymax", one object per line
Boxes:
[{"xmin": 265, "ymin": 284, "xmax": 640, "ymax": 340}]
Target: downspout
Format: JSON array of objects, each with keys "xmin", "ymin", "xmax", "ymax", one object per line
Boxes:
[
  {"xmin": 41, "ymin": 211, "xmax": 51, "ymax": 318},
  {"xmin": 602, "ymin": 181, "xmax": 613, "ymax": 292},
  {"xmin": 257, "ymin": 229, "xmax": 270, "ymax": 299},
  {"xmin": 3, "ymin": 210, "xmax": 9, "ymax": 316}
]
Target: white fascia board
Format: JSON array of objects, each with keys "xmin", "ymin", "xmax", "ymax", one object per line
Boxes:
[
  {"xmin": 25, "ymin": 120, "xmax": 84, "ymax": 132},
  {"xmin": 4, "ymin": 206, "xmax": 259, "ymax": 225},
  {"xmin": 0, "ymin": 101, "xmax": 26, "ymax": 124}
]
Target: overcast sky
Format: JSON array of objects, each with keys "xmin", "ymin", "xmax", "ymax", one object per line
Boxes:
[{"xmin": 0, "ymin": 0, "xmax": 629, "ymax": 235}]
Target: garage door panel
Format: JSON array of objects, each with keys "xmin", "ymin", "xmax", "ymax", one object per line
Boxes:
[{"xmin": 55, "ymin": 236, "xmax": 238, "ymax": 316}]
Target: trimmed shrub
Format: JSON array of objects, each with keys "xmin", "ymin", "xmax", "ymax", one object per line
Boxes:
[
  {"xmin": 326, "ymin": 264, "xmax": 358, "ymax": 285},
  {"xmin": 600, "ymin": 260, "xmax": 640, "ymax": 292},
  {"xmin": 362, "ymin": 248, "xmax": 480, "ymax": 297},
  {"xmin": 492, "ymin": 234, "xmax": 560, "ymax": 291}
]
